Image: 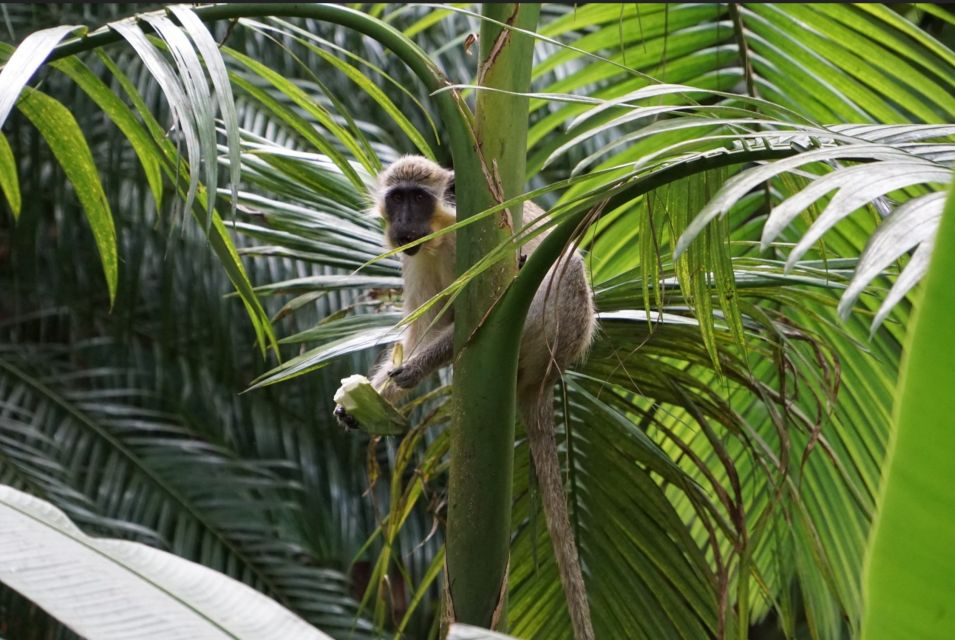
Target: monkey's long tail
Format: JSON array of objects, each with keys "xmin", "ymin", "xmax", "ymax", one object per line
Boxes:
[{"xmin": 521, "ymin": 391, "xmax": 595, "ymax": 640}]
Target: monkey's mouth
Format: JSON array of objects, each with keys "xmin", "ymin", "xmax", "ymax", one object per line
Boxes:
[{"xmin": 391, "ymin": 232, "xmax": 427, "ymax": 256}]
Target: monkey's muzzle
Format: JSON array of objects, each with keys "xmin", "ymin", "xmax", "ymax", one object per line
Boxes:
[{"xmin": 392, "ymin": 233, "xmax": 426, "ymax": 256}]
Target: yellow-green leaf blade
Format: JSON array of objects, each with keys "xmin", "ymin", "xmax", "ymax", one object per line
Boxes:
[
  {"xmin": 0, "ymin": 134, "xmax": 20, "ymax": 218},
  {"xmin": 16, "ymin": 89, "xmax": 117, "ymax": 304},
  {"xmin": 50, "ymin": 56, "xmax": 164, "ymax": 211},
  {"xmin": 861, "ymin": 179, "xmax": 955, "ymax": 640}
]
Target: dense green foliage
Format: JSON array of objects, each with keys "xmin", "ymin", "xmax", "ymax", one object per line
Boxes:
[{"xmin": 0, "ymin": 3, "xmax": 953, "ymax": 639}]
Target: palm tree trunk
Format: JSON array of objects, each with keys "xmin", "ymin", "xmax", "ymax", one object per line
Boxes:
[{"xmin": 445, "ymin": 3, "xmax": 540, "ymax": 633}]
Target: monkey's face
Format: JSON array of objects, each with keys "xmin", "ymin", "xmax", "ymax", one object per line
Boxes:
[{"xmin": 382, "ymin": 186, "xmax": 438, "ymax": 256}]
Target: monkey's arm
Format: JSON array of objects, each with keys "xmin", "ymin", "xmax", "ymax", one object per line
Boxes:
[
  {"xmin": 337, "ymin": 323, "xmax": 453, "ymax": 431},
  {"xmin": 385, "ymin": 323, "xmax": 454, "ymax": 391}
]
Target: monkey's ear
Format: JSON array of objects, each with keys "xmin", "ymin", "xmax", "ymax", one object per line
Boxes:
[{"xmin": 444, "ymin": 173, "xmax": 456, "ymax": 206}]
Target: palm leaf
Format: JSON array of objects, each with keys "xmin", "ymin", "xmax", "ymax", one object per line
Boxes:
[{"xmin": 0, "ymin": 484, "xmax": 332, "ymax": 640}]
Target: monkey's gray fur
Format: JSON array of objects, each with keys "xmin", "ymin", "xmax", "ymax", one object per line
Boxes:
[{"xmin": 339, "ymin": 156, "xmax": 597, "ymax": 640}]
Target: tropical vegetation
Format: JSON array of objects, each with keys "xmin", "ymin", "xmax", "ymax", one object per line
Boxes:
[{"xmin": 0, "ymin": 3, "xmax": 953, "ymax": 639}]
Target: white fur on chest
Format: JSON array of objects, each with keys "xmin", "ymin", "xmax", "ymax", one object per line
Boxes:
[{"xmin": 400, "ymin": 242, "xmax": 456, "ymax": 353}]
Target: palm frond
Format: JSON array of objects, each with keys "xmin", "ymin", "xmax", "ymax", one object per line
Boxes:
[{"xmin": 0, "ymin": 484, "xmax": 333, "ymax": 640}]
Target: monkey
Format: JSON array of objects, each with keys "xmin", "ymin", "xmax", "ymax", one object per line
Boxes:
[{"xmin": 335, "ymin": 156, "xmax": 597, "ymax": 640}]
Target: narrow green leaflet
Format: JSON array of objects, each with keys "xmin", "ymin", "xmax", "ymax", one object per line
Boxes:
[
  {"xmin": 0, "ymin": 485, "xmax": 332, "ymax": 640},
  {"xmin": 142, "ymin": 14, "xmax": 218, "ymax": 225},
  {"xmin": 50, "ymin": 56, "xmax": 164, "ymax": 210},
  {"xmin": 0, "ymin": 134, "xmax": 20, "ymax": 218},
  {"xmin": 97, "ymin": 49, "xmax": 278, "ymax": 357},
  {"xmin": 249, "ymin": 326, "xmax": 400, "ymax": 390},
  {"xmin": 785, "ymin": 164, "xmax": 951, "ymax": 269},
  {"xmin": 111, "ymin": 19, "xmax": 202, "ymax": 222},
  {"xmin": 861, "ymin": 183, "xmax": 955, "ymax": 639},
  {"xmin": 245, "ymin": 18, "xmax": 435, "ymax": 162},
  {"xmin": 170, "ymin": 5, "xmax": 243, "ymax": 218},
  {"xmin": 760, "ymin": 161, "xmax": 941, "ymax": 247},
  {"xmin": 225, "ymin": 47, "xmax": 370, "ymax": 189},
  {"xmin": 871, "ymin": 241, "xmax": 934, "ymax": 333},
  {"xmin": 227, "ymin": 72, "xmax": 364, "ymax": 194},
  {"xmin": 675, "ymin": 144, "xmax": 913, "ymax": 258},
  {"xmin": 0, "ymin": 24, "xmax": 84, "ymax": 129},
  {"xmin": 16, "ymin": 89, "xmax": 117, "ymax": 304},
  {"xmin": 252, "ymin": 274, "xmax": 403, "ymax": 296},
  {"xmin": 838, "ymin": 192, "xmax": 945, "ymax": 319}
]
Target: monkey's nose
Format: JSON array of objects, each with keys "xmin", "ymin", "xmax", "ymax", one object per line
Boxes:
[{"xmin": 403, "ymin": 245, "xmax": 421, "ymax": 256}]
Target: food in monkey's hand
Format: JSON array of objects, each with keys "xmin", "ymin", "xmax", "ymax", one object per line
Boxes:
[{"xmin": 332, "ymin": 374, "xmax": 408, "ymax": 435}]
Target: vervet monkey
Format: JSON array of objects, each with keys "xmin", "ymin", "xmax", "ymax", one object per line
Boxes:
[{"xmin": 336, "ymin": 156, "xmax": 597, "ymax": 640}]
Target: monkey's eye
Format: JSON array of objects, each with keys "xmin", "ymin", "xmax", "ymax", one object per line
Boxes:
[
  {"xmin": 391, "ymin": 192, "xmax": 403, "ymax": 203},
  {"xmin": 414, "ymin": 192, "xmax": 424, "ymax": 203}
]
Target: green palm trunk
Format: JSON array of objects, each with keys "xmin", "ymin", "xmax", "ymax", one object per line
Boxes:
[{"xmin": 446, "ymin": 3, "xmax": 540, "ymax": 632}]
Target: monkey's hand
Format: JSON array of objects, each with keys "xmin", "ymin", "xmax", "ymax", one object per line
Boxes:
[
  {"xmin": 333, "ymin": 404, "xmax": 359, "ymax": 430},
  {"xmin": 333, "ymin": 374, "xmax": 408, "ymax": 435},
  {"xmin": 388, "ymin": 362, "xmax": 425, "ymax": 389}
]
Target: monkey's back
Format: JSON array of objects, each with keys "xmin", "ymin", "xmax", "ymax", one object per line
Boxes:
[{"xmin": 516, "ymin": 202, "xmax": 596, "ymax": 397}]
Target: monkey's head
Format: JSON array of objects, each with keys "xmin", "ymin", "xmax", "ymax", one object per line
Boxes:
[{"xmin": 376, "ymin": 156, "xmax": 455, "ymax": 256}]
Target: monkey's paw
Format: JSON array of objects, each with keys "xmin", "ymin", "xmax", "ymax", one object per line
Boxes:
[
  {"xmin": 333, "ymin": 404, "xmax": 360, "ymax": 430},
  {"xmin": 388, "ymin": 363, "xmax": 423, "ymax": 389}
]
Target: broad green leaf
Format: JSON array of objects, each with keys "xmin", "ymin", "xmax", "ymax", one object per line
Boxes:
[
  {"xmin": 0, "ymin": 484, "xmax": 331, "ymax": 640},
  {"xmin": 16, "ymin": 89, "xmax": 118, "ymax": 304},
  {"xmin": 0, "ymin": 24, "xmax": 84, "ymax": 129},
  {"xmin": 0, "ymin": 133, "xmax": 20, "ymax": 218},
  {"xmin": 861, "ymin": 181, "xmax": 955, "ymax": 640}
]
